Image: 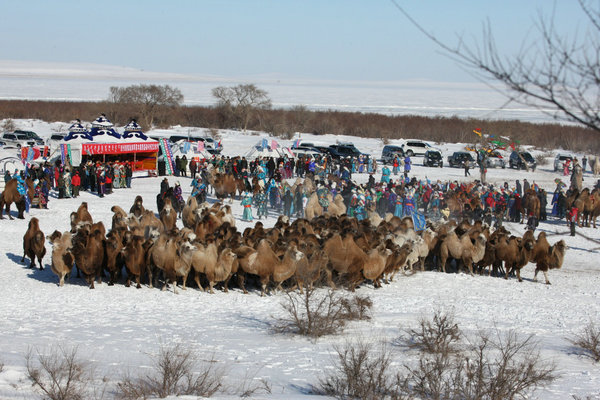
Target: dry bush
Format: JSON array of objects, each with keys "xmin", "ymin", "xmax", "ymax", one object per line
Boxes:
[
  {"xmin": 573, "ymin": 394, "xmax": 600, "ymax": 400},
  {"xmin": 273, "ymin": 287, "xmax": 373, "ymax": 338},
  {"xmin": 25, "ymin": 345, "xmax": 97, "ymax": 400},
  {"xmin": 234, "ymin": 368, "xmax": 273, "ymax": 398},
  {"xmin": 116, "ymin": 343, "xmax": 224, "ymax": 399},
  {"xmin": 2, "ymin": 118, "xmax": 16, "ymax": 132},
  {"xmin": 569, "ymin": 321, "xmax": 600, "ymax": 362},
  {"xmin": 316, "ymin": 339, "xmax": 402, "ymax": 400},
  {"xmin": 401, "ymin": 309, "xmax": 461, "ymax": 355},
  {"xmin": 535, "ymin": 153, "xmax": 550, "ymax": 166},
  {"xmin": 317, "ymin": 312, "xmax": 557, "ymax": 400}
]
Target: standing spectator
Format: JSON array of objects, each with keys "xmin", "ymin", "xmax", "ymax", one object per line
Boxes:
[
  {"xmin": 71, "ymin": 170, "xmax": 81, "ymax": 198},
  {"xmin": 516, "ymin": 179, "xmax": 522, "ymax": 197},
  {"xmin": 463, "ymin": 160, "xmax": 471, "ymax": 177},
  {"xmin": 282, "ymin": 189, "xmax": 293, "ymax": 218},
  {"xmin": 174, "ymin": 155, "xmax": 181, "ymax": 177},
  {"xmin": 404, "ymin": 156, "xmax": 412, "ymax": 179},
  {"xmin": 523, "ymin": 178, "xmax": 530, "ymax": 193},
  {"xmin": 582, "ymin": 155, "xmax": 588, "ymax": 172},
  {"xmin": 125, "ymin": 161, "xmax": 132, "ymax": 188},
  {"xmin": 189, "ymin": 158, "xmax": 197, "ymax": 179},
  {"xmin": 294, "ymin": 186, "xmax": 304, "ymax": 217},
  {"xmin": 381, "ymin": 165, "xmax": 391, "ymax": 183},
  {"xmin": 567, "ymin": 205, "xmax": 578, "ymax": 236},
  {"xmin": 180, "ymin": 155, "xmax": 188, "ymax": 177}
]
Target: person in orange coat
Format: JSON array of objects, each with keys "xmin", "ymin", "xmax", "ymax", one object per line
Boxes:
[{"xmin": 71, "ymin": 170, "xmax": 81, "ymax": 198}]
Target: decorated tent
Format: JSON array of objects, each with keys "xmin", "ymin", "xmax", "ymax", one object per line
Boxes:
[
  {"xmin": 57, "ymin": 116, "xmax": 159, "ymax": 170},
  {"xmin": 244, "ymin": 138, "xmax": 295, "ymax": 160}
]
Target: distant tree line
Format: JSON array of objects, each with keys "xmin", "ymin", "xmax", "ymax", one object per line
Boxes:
[{"xmin": 0, "ymin": 94, "xmax": 597, "ymax": 153}]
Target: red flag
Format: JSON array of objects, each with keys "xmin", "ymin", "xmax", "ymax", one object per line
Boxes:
[{"xmin": 510, "ymin": 142, "xmax": 516, "ymax": 150}]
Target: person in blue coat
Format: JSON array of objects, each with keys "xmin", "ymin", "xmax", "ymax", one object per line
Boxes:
[
  {"xmin": 404, "ymin": 156, "xmax": 412, "ymax": 178},
  {"xmin": 241, "ymin": 191, "xmax": 253, "ymax": 221},
  {"xmin": 381, "ymin": 165, "xmax": 391, "ymax": 183}
]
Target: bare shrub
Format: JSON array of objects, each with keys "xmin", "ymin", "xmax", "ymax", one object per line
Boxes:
[
  {"xmin": 535, "ymin": 153, "xmax": 549, "ymax": 166},
  {"xmin": 116, "ymin": 344, "xmax": 224, "ymax": 399},
  {"xmin": 402, "ymin": 309, "xmax": 461, "ymax": 355},
  {"xmin": 573, "ymin": 394, "xmax": 600, "ymax": 400},
  {"xmin": 235, "ymin": 368, "xmax": 272, "ymax": 398},
  {"xmin": 273, "ymin": 287, "xmax": 373, "ymax": 338},
  {"xmin": 404, "ymin": 329, "xmax": 556, "ymax": 400},
  {"xmin": 316, "ymin": 339, "xmax": 402, "ymax": 400},
  {"xmin": 207, "ymin": 127, "xmax": 220, "ymax": 139},
  {"xmin": 569, "ymin": 321, "xmax": 600, "ymax": 362},
  {"xmin": 25, "ymin": 345, "xmax": 95, "ymax": 400},
  {"xmin": 2, "ymin": 118, "xmax": 16, "ymax": 132},
  {"xmin": 317, "ymin": 313, "xmax": 557, "ymax": 400}
]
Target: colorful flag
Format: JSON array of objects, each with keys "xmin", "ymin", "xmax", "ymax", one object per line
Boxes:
[
  {"xmin": 292, "ymin": 139, "xmax": 300, "ymax": 148},
  {"xmin": 261, "ymin": 138, "xmax": 269, "ymax": 149},
  {"xmin": 197, "ymin": 141, "xmax": 205, "ymax": 152},
  {"xmin": 271, "ymin": 140, "xmax": 278, "ymax": 150},
  {"xmin": 412, "ymin": 211, "xmax": 426, "ymax": 232},
  {"xmin": 473, "ymin": 128, "xmax": 482, "ymax": 137},
  {"xmin": 159, "ymin": 138, "xmax": 175, "ymax": 175}
]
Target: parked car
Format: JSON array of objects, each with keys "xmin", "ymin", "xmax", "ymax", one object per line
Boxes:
[
  {"xmin": 484, "ymin": 151, "xmax": 506, "ymax": 169},
  {"xmin": 291, "ymin": 148, "xmax": 321, "ymax": 159},
  {"xmin": 327, "ymin": 144, "xmax": 369, "ymax": 160},
  {"xmin": 423, "ymin": 150, "xmax": 443, "ymax": 167},
  {"xmin": 381, "ymin": 145, "xmax": 404, "ymax": 164},
  {"xmin": 401, "ymin": 140, "xmax": 436, "ymax": 156},
  {"xmin": 554, "ymin": 153, "xmax": 574, "ymax": 172},
  {"xmin": 14, "ymin": 130, "xmax": 44, "ymax": 145},
  {"xmin": 0, "ymin": 132, "xmax": 36, "ymax": 148},
  {"xmin": 509, "ymin": 151, "xmax": 537, "ymax": 170},
  {"xmin": 448, "ymin": 151, "xmax": 477, "ymax": 168}
]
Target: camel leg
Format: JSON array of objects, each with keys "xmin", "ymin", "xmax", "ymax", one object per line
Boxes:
[
  {"xmin": 209, "ymin": 281, "xmax": 215, "ymax": 294},
  {"xmin": 237, "ymin": 273, "xmax": 248, "ymax": 294},
  {"xmin": 194, "ymin": 271, "xmax": 204, "ymax": 291},
  {"xmin": 37, "ymin": 256, "xmax": 44, "ymax": 270},
  {"xmin": 136, "ymin": 275, "xmax": 142, "ymax": 289},
  {"xmin": 59, "ymin": 274, "xmax": 65, "ymax": 287},
  {"xmin": 533, "ymin": 268, "xmax": 539, "ymax": 282},
  {"xmin": 543, "ymin": 271, "xmax": 551, "ymax": 285},
  {"xmin": 516, "ymin": 269, "xmax": 522, "ymax": 282},
  {"xmin": 181, "ymin": 272, "xmax": 188, "ymax": 290}
]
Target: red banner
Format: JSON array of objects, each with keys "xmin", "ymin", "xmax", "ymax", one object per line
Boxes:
[{"xmin": 82, "ymin": 142, "xmax": 159, "ymax": 155}]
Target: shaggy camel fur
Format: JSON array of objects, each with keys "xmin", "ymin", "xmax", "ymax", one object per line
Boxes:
[
  {"xmin": 159, "ymin": 198, "xmax": 177, "ymax": 232},
  {"xmin": 71, "ymin": 227, "xmax": 105, "ymax": 289},
  {"xmin": 70, "ymin": 202, "xmax": 93, "ymax": 233},
  {"xmin": 203, "ymin": 246, "xmax": 237, "ymax": 294},
  {"xmin": 294, "ymin": 249, "xmax": 328, "ymax": 293},
  {"xmin": 47, "ymin": 231, "xmax": 74, "ymax": 287},
  {"xmin": 0, "ymin": 178, "xmax": 32, "ymax": 219},
  {"xmin": 439, "ymin": 232, "xmax": 487, "ymax": 275},
  {"xmin": 182, "ymin": 196, "xmax": 199, "ymax": 229},
  {"xmin": 129, "ymin": 195, "xmax": 145, "ymax": 218},
  {"xmin": 146, "ymin": 233, "xmax": 194, "ymax": 293},
  {"xmin": 22, "ymin": 217, "xmax": 46, "ymax": 270},
  {"xmin": 495, "ymin": 236, "xmax": 534, "ymax": 282},
  {"xmin": 122, "ymin": 235, "xmax": 148, "ymax": 288},
  {"xmin": 534, "ymin": 240, "xmax": 567, "ymax": 285},
  {"xmin": 359, "ymin": 245, "xmax": 393, "ymax": 288},
  {"xmin": 304, "ymin": 193, "xmax": 346, "ymax": 220},
  {"xmin": 239, "ymin": 239, "xmax": 304, "ymax": 296},
  {"xmin": 105, "ymin": 229, "xmax": 125, "ymax": 285},
  {"xmin": 110, "ymin": 205, "xmax": 129, "ymax": 231}
]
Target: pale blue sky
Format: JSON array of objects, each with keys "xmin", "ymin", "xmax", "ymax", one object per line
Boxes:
[{"xmin": 0, "ymin": 1, "xmax": 587, "ymax": 82}]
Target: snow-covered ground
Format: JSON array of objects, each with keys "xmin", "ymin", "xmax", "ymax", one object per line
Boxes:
[{"xmin": 0, "ymin": 120, "xmax": 599, "ymax": 399}]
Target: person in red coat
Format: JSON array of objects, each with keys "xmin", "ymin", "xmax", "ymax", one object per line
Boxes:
[{"xmin": 71, "ymin": 171, "xmax": 81, "ymax": 198}]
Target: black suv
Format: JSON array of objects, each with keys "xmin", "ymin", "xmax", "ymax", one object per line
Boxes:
[
  {"xmin": 423, "ymin": 150, "xmax": 443, "ymax": 167},
  {"xmin": 448, "ymin": 151, "xmax": 477, "ymax": 168},
  {"xmin": 509, "ymin": 151, "xmax": 537, "ymax": 170},
  {"xmin": 328, "ymin": 144, "xmax": 369, "ymax": 160},
  {"xmin": 381, "ymin": 145, "xmax": 404, "ymax": 164}
]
